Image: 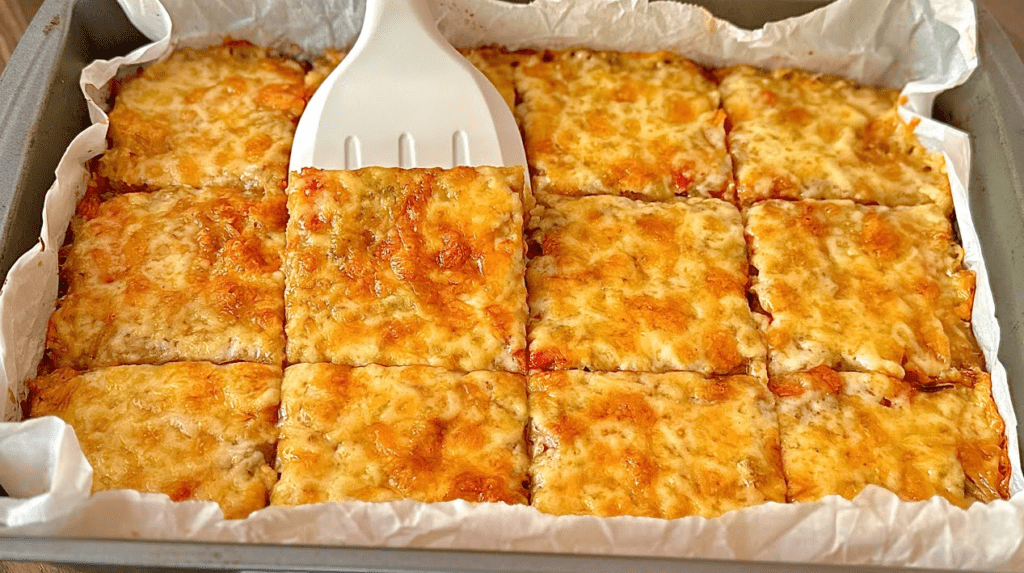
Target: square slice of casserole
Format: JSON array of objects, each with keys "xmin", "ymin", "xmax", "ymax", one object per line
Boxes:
[
  {"xmin": 718, "ymin": 65, "xmax": 952, "ymax": 212},
  {"xmin": 284, "ymin": 166, "xmax": 528, "ymax": 373},
  {"xmin": 770, "ymin": 367, "xmax": 1009, "ymax": 506},
  {"xmin": 46, "ymin": 184, "xmax": 286, "ymax": 369},
  {"xmin": 96, "ymin": 40, "xmax": 308, "ymax": 195},
  {"xmin": 26, "ymin": 362, "xmax": 281, "ymax": 519},
  {"xmin": 527, "ymin": 196, "xmax": 765, "ymax": 374},
  {"xmin": 528, "ymin": 370, "xmax": 785, "ymax": 519},
  {"xmin": 272, "ymin": 363, "xmax": 529, "ymax": 507},
  {"xmin": 515, "ymin": 49, "xmax": 733, "ymax": 204},
  {"xmin": 746, "ymin": 200, "xmax": 982, "ymax": 382}
]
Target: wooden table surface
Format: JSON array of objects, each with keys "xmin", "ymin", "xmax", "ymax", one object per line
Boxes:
[
  {"xmin": 0, "ymin": 0, "xmax": 1022, "ymax": 572},
  {"xmin": 0, "ymin": 563, "xmax": 80, "ymax": 573}
]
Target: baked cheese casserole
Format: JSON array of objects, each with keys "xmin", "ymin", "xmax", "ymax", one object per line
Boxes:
[
  {"xmin": 23, "ymin": 41, "xmax": 1010, "ymax": 521},
  {"xmin": 272, "ymin": 363, "xmax": 528, "ymax": 506},
  {"xmin": 27, "ymin": 362, "xmax": 280, "ymax": 519},
  {"xmin": 46, "ymin": 182, "xmax": 286, "ymax": 370},
  {"xmin": 719, "ymin": 66, "xmax": 953, "ymax": 213},
  {"xmin": 526, "ymin": 195, "xmax": 765, "ymax": 375},
  {"xmin": 529, "ymin": 370, "xmax": 785, "ymax": 519},
  {"xmin": 770, "ymin": 367, "xmax": 1009, "ymax": 505},
  {"xmin": 746, "ymin": 199, "xmax": 982, "ymax": 383},
  {"xmin": 283, "ymin": 166, "xmax": 528, "ymax": 373},
  {"xmin": 515, "ymin": 49, "xmax": 734, "ymax": 204},
  {"xmin": 97, "ymin": 40, "xmax": 307, "ymax": 195}
]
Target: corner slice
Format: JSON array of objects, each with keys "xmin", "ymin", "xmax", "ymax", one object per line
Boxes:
[
  {"xmin": 527, "ymin": 196, "xmax": 765, "ymax": 374},
  {"xmin": 719, "ymin": 65, "xmax": 952, "ymax": 212},
  {"xmin": 46, "ymin": 184, "xmax": 286, "ymax": 370},
  {"xmin": 96, "ymin": 40, "xmax": 308, "ymax": 195},
  {"xmin": 515, "ymin": 49, "xmax": 733, "ymax": 204},
  {"xmin": 770, "ymin": 367, "xmax": 1009, "ymax": 506},
  {"xmin": 746, "ymin": 200, "xmax": 981, "ymax": 382},
  {"xmin": 272, "ymin": 363, "xmax": 529, "ymax": 506},
  {"xmin": 284, "ymin": 166, "xmax": 528, "ymax": 373},
  {"xmin": 26, "ymin": 362, "xmax": 281, "ymax": 519},
  {"xmin": 528, "ymin": 370, "xmax": 785, "ymax": 519}
]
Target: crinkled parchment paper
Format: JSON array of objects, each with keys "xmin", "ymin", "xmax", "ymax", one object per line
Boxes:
[{"xmin": 2, "ymin": 0, "xmax": 1023, "ymax": 568}]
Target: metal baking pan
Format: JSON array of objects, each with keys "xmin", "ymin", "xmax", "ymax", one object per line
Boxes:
[{"xmin": 1, "ymin": 0, "xmax": 1023, "ymax": 570}]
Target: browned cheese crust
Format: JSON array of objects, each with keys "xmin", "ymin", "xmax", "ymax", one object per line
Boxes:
[
  {"xmin": 284, "ymin": 166, "xmax": 528, "ymax": 372},
  {"xmin": 272, "ymin": 363, "xmax": 529, "ymax": 506},
  {"xmin": 527, "ymin": 195, "xmax": 765, "ymax": 374},
  {"xmin": 26, "ymin": 362, "xmax": 282, "ymax": 519},
  {"xmin": 770, "ymin": 367, "xmax": 1009, "ymax": 506},
  {"xmin": 46, "ymin": 184, "xmax": 286, "ymax": 369},
  {"xmin": 515, "ymin": 49, "xmax": 734, "ymax": 204},
  {"xmin": 746, "ymin": 200, "xmax": 981, "ymax": 383},
  {"xmin": 528, "ymin": 370, "xmax": 785, "ymax": 519},
  {"xmin": 719, "ymin": 65, "xmax": 952, "ymax": 212},
  {"xmin": 96, "ymin": 40, "xmax": 308, "ymax": 195}
]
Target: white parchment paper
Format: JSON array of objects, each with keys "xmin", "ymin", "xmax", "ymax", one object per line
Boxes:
[{"xmin": 2, "ymin": 0, "xmax": 1023, "ymax": 568}]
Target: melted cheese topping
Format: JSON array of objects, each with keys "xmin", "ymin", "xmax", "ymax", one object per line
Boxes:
[
  {"xmin": 458, "ymin": 47, "xmax": 522, "ymax": 112},
  {"xmin": 514, "ymin": 49, "xmax": 734, "ymax": 204},
  {"xmin": 770, "ymin": 367, "xmax": 1009, "ymax": 506},
  {"xmin": 46, "ymin": 185, "xmax": 286, "ymax": 369},
  {"xmin": 284, "ymin": 167, "xmax": 528, "ymax": 372},
  {"xmin": 272, "ymin": 363, "xmax": 528, "ymax": 506},
  {"xmin": 527, "ymin": 196, "xmax": 766, "ymax": 374},
  {"xmin": 528, "ymin": 371, "xmax": 785, "ymax": 519},
  {"xmin": 719, "ymin": 66, "xmax": 952, "ymax": 212},
  {"xmin": 746, "ymin": 200, "xmax": 981, "ymax": 382},
  {"xmin": 97, "ymin": 40, "xmax": 307, "ymax": 195},
  {"xmin": 26, "ymin": 362, "xmax": 281, "ymax": 519}
]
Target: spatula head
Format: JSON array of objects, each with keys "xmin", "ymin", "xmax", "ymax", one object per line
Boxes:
[{"xmin": 289, "ymin": 0, "xmax": 526, "ymax": 172}]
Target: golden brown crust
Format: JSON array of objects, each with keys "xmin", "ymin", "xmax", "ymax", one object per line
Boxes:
[
  {"xmin": 272, "ymin": 363, "xmax": 529, "ymax": 506},
  {"xmin": 284, "ymin": 166, "xmax": 528, "ymax": 372},
  {"xmin": 26, "ymin": 362, "xmax": 281, "ymax": 519},
  {"xmin": 719, "ymin": 65, "xmax": 952, "ymax": 212},
  {"xmin": 46, "ymin": 186, "xmax": 286, "ymax": 369},
  {"xmin": 527, "ymin": 195, "xmax": 765, "ymax": 374},
  {"xmin": 41, "ymin": 40, "xmax": 1010, "ymax": 518},
  {"xmin": 771, "ymin": 368, "xmax": 1009, "ymax": 506},
  {"xmin": 96, "ymin": 40, "xmax": 307, "ymax": 195},
  {"xmin": 528, "ymin": 370, "xmax": 785, "ymax": 519},
  {"xmin": 746, "ymin": 200, "xmax": 982, "ymax": 382},
  {"xmin": 515, "ymin": 49, "xmax": 734, "ymax": 204}
]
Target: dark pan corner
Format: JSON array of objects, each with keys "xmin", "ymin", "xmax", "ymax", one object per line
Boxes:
[{"xmin": 0, "ymin": 0, "xmax": 148, "ymax": 280}]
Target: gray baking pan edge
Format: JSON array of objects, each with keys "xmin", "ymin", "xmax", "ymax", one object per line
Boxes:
[
  {"xmin": 0, "ymin": 0, "xmax": 148, "ymax": 278},
  {"xmin": 1, "ymin": 0, "xmax": 1024, "ymax": 571}
]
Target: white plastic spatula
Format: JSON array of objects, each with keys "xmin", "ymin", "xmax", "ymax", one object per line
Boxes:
[{"xmin": 289, "ymin": 0, "xmax": 526, "ymax": 171}]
